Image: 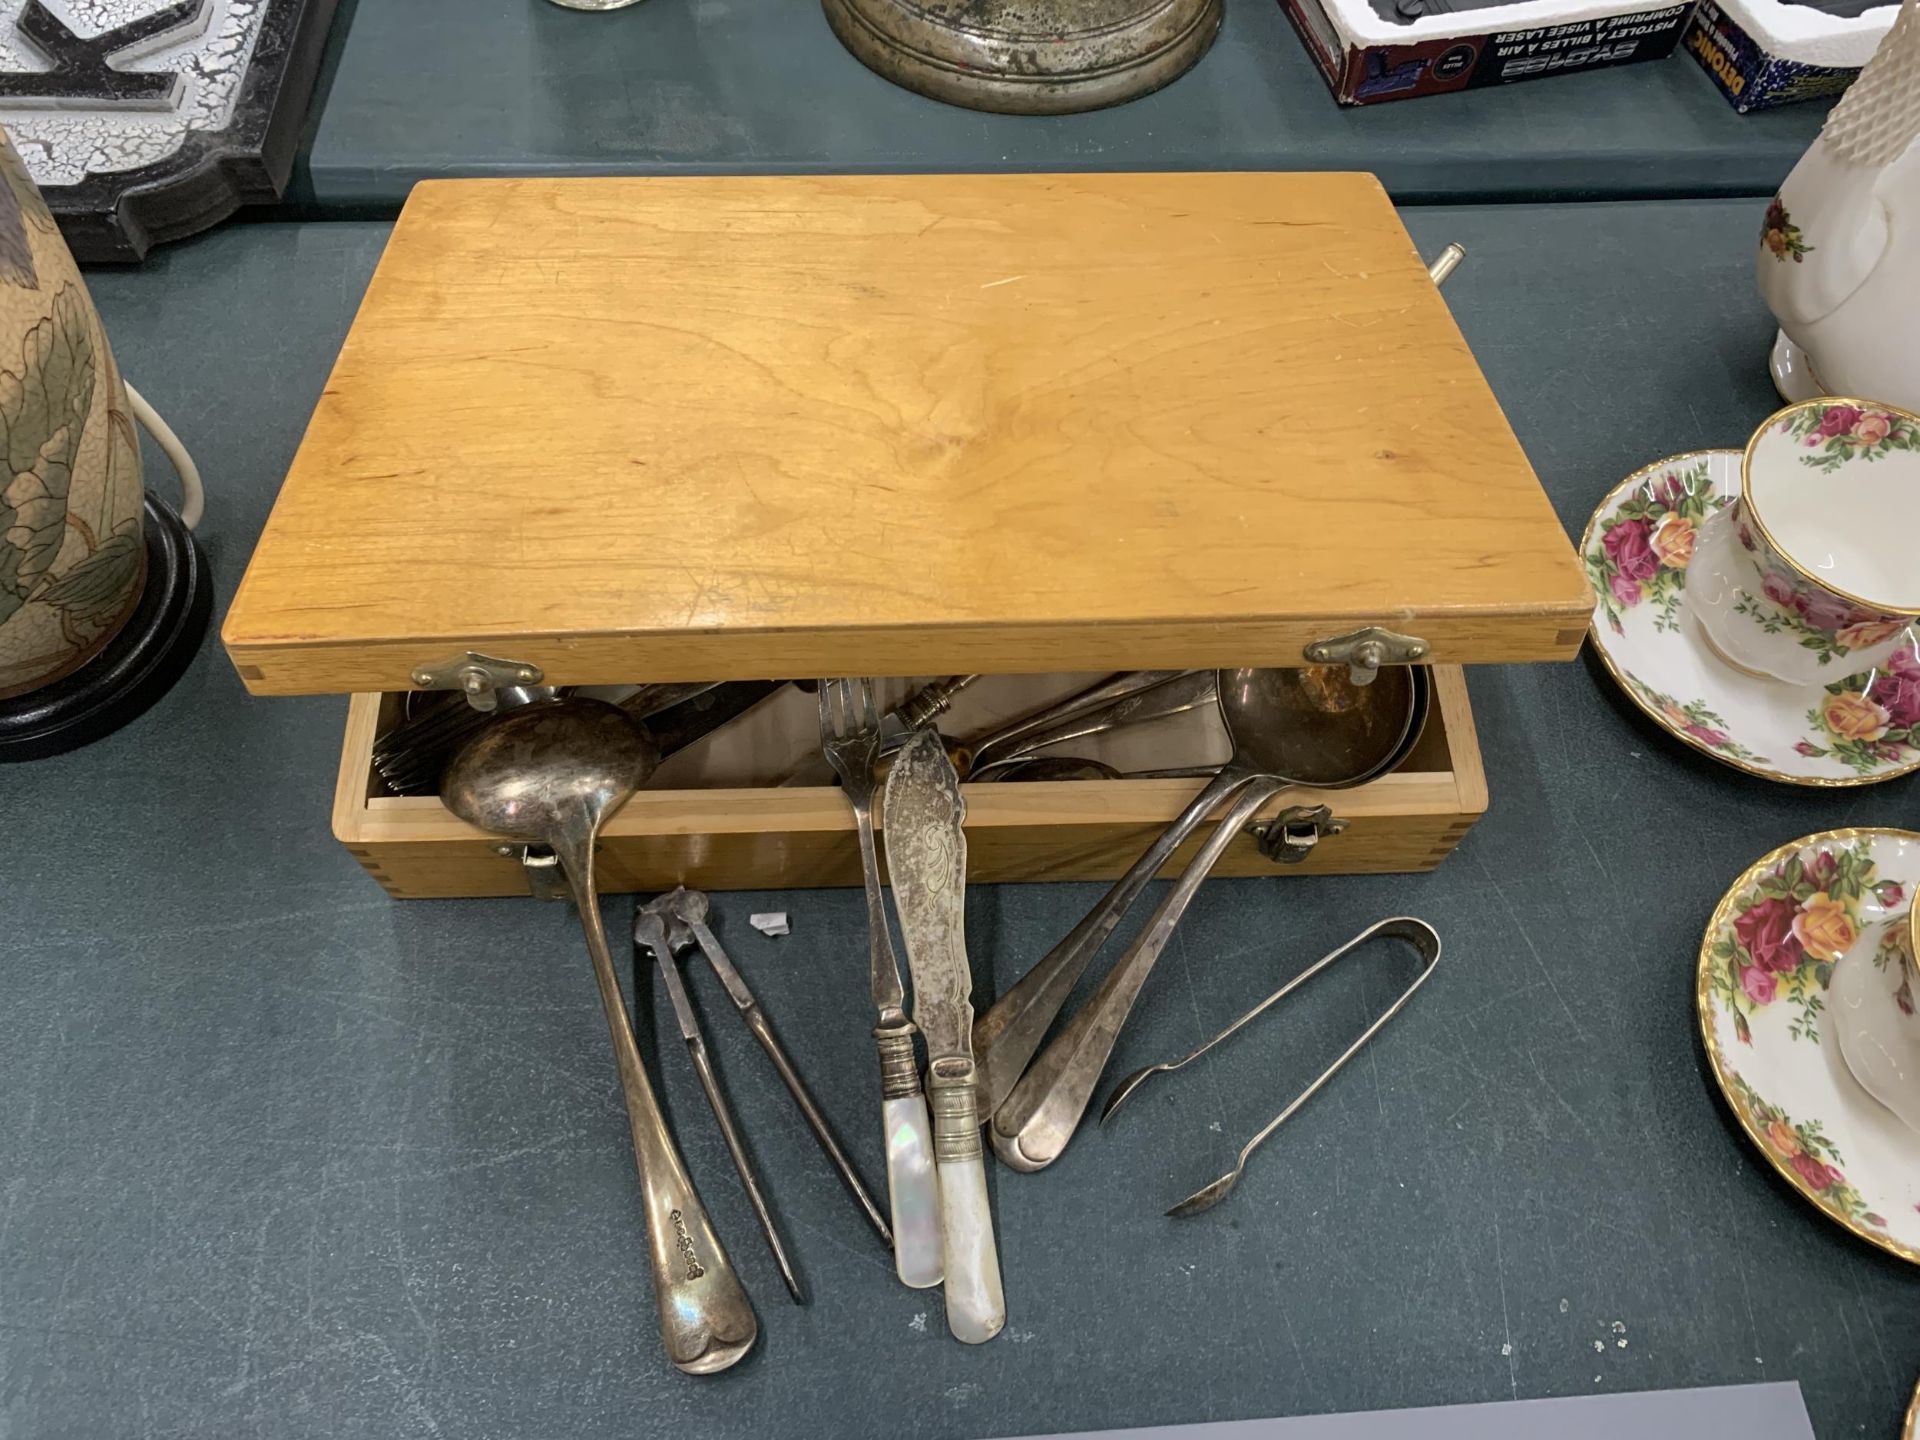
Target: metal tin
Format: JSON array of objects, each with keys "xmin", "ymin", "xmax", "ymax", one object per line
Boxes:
[{"xmin": 821, "ymin": 0, "xmax": 1223, "ymax": 114}]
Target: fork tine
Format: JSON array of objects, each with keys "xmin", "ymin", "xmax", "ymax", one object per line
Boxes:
[
  {"xmin": 820, "ymin": 677, "xmax": 853, "ymax": 741},
  {"xmin": 853, "ymin": 676, "xmax": 880, "ymax": 731}
]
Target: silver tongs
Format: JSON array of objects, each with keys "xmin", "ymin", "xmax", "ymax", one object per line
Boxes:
[
  {"xmin": 634, "ymin": 888, "xmax": 892, "ymax": 1303},
  {"xmin": 1101, "ymin": 917, "xmax": 1441, "ymax": 1217}
]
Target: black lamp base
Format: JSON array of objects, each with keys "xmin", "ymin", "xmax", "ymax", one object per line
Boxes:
[{"xmin": 0, "ymin": 493, "xmax": 212, "ymax": 762}]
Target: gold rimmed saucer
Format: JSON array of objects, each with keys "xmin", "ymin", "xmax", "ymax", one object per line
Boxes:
[
  {"xmin": 1583, "ymin": 450, "xmax": 1920, "ymax": 787},
  {"xmin": 1697, "ymin": 827, "xmax": 1920, "ymax": 1264}
]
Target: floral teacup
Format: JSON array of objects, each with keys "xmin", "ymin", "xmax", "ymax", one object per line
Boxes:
[
  {"xmin": 1687, "ymin": 397, "xmax": 1920, "ymax": 686},
  {"xmin": 1830, "ymin": 895, "xmax": 1920, "ymax": 1135}
]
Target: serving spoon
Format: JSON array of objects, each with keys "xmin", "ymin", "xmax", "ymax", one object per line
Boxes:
[
  {"xmin": 987, "ymin": 666, "xmax": 1421, "ymax": 1172},
  {"xmin": 442, "ymin": 698, "xmax": 757, "ymax": 1375},
  {"xmin": 972, "ymin": 666, "xmax": 1422, "ymax": 1124}
]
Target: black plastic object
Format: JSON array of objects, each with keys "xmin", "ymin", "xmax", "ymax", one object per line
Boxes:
[
  {"xmin": 0, "ymin": 493, "xmax": 211, "ymax": 761},
  {"xmin": 1369, "ymin": 0, "xmax": 1542, "ymax": 23},
  {"xmin": 1775, "ymin": 0, "xmax": 1892, "ymax": 18}
]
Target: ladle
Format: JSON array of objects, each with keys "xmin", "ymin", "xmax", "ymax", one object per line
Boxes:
[
  {"xmin": 972, "ymin": 666, "xmax": 1421, "ymax": 1122},
  {"xmin": 442, "ymin": 698, "xmax": 757, "ymax": 1375},
  {"xmin": 985, "ymin": 667, "xmax": 1420, "ymax": 1172}
]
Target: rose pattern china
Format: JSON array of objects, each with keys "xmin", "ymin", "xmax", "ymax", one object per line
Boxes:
[
  {"xmin": 1698, "ymin": 828, "xmax": 1920, "ymax": 1264},
  {"xmin": 1583, "ymin": 450, "xmax": 1920, "ymax": 785},
  {"xmin": 1686, "ymin": 399, "xmax": 1920, "ymax": 687},
  {"xmin": 1757, "ymin": 0, "xmax": 1920, "ymax": 414},
  {"xmin": 1830, "ymin": 897, "xmax": 1920, "ymax": 1132}
]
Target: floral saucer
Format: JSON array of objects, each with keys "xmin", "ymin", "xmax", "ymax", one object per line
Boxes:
[
  {"xmin": 1584, "ymin": 451, "xmax": 1920, "ymax": 786},
  {"xmin": 1697, "ymin": 828, "xmax": 1920, "ymax": 1264}
]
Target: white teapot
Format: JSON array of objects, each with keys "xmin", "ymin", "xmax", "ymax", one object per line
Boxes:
[{"xmin": 1757, "ymin": 0, "xmax": 1920, "ymax": 412}]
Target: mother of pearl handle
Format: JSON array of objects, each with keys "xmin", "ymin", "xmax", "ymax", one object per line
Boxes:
[
  {"xmin": 931, "ymin": 1070, "xmax": 1005, "ymax": 1344},
  {"xmin": 884, "ymin": 1094, "xmax": 945, "ymax": 1287}
]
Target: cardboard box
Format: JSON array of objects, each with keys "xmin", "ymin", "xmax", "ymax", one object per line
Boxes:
[
  {"xmin": 1682, "ymin": 0, "xmax": 1893, "ymax": 111},
  {"xmin": 1277, "ymin": 0, "xmax": 1691, "ymax": 103}
]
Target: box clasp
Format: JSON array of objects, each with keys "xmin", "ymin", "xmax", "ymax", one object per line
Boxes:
[
  {"xmin": 1302, "ymin": 626, "xmax": 1429, "ymax": 685},
  {"xmin": 492, "ymin": 843, "xmax": 571, "ymax": 901},
  {"xmin": 410, "ymin": 650, "xmax": 545, "ymax": 711},
  {"xmin": 1247, "ymin": 804, "xmax": 1349, "ymax": 865}
]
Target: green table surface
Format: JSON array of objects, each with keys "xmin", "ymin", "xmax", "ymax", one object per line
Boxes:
[
  {"xmin": 297, "ymin": 0, "xmax": 1833, "ymax": 212},
  {"xmin": 5, "ymin": 200, "xmax": 1913, "ymax": 1440}
]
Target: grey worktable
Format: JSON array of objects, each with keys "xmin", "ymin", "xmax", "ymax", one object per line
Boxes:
[
  {"xmin": 6, "ymin": 199, "xmax": 1915, "ymax": 1440},
  {"xmin": 300, "ymin": 0, "xmax": 1833, "ymax": 210}
]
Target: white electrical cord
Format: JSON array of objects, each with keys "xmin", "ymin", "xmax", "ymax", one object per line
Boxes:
[{"xmin": 123, "ymin": 380, "xmax": 203, "ymax": 531}]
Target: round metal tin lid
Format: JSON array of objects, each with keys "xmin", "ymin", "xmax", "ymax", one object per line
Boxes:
[{"xmin": 821, "ymin": 0, "xmax": 1223, "ymax": 114}]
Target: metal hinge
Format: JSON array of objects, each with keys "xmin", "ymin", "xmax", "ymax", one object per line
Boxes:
[
  {"xmin": 1247, "ymin": 804, "xmax": 1349, "ymax": 865},
  {"xmin": 493, "ymin": 843, "xmax": 570, "ymax": 901},
  {"xmin": 1302, "ymin": 626, "xmax": 1430, "ymax": 686},
  {"xmin": 410, "ymin": 650, "xmax": 544, "ymax": 711}
]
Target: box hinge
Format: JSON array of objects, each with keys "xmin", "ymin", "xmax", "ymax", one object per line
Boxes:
[
  {"xmin": 410, "ymin": 651, "xmax": 545, "ymax": 711},
  {"xmin": 1302, "ymin": 626, "xmax": 1430, "ymax": 685},
  {"xmin": 1247, "ymin": 804, "xmax": 1349, "ymax": 865}
]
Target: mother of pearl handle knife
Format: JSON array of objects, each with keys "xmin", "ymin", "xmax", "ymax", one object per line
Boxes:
[{"xmin": 883, "ymin": 729, "xmax": 1006, "ymax": 1345}]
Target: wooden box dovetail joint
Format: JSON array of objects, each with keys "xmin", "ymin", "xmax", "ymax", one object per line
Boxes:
[{"xmin": 334, "ymin": 667, "xmax": 1487, "ymax": 900}]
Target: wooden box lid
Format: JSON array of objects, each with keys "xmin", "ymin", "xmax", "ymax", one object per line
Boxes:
[{"xmin": 223, "ymin": 173, "xmax": 1589, "ymax": 696}]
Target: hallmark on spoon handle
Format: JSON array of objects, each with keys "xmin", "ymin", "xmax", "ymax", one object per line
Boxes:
[
  {"xmin": 562, "ymin": 838, "xmax": 757, "ymax": 1374},
  {"xmin": 629, "ymin": 1107, "xmax": 764, "ymax": 1367}
]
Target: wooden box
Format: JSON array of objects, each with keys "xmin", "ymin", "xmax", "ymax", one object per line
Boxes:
[
  {"xmin": 333, "ymin": 668, "xmax": 1485, "ymax": 899},
  {"xmin": 224, "ymin": 173, "xmax": 1587, "ymax": 897}
]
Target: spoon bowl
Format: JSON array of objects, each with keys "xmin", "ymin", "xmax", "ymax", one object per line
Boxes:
[
  {"xmin": 442, "ymin": 698, "xmax": 659, "ymax": 840},
  {"xmin": 1220, "ymin": 664, "xmax": 1416, "ymax": 786}
]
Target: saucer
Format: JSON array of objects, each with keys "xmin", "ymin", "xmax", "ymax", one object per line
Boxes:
[
  {"xmin": 1697, "ymin": 827, "xmax": 1920, "ymax": 1264},
  {"xmin": 1583, "ymin": 451, "xmax": 1920, "ymax": 786}
]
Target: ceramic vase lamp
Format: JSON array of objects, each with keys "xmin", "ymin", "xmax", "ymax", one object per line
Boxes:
[
  {"xmin": 0, "ymin": 129, "xmax": 209, "ymax": 761},
  {"xmin": 1758, "ymin": 0, "xmax": 1920, "ymax": 411},
  {"xmin": 821, "ymin": 0, "xmax": 1222, "ymax": 114}
]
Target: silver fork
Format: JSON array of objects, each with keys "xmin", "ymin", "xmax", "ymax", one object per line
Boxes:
[{"xmin": 820, "ymin": 678, "xmax": 944, "ymax": 1290}]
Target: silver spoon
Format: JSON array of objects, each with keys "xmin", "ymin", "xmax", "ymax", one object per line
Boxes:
[
  {"xmin": 972, "ymin": 666, "xmax": 1423, "ymax": 1125},
  {"xmin": 988, "ymin": 666, "xmax": 1420, "ymax": 1172},
  {"xmin": 967, "ymin": 672, "xmax": 1216, "ymax": 780},
  {"xmin": 442, "ymin": 698, "xmax": 757, "ymax": 1375}
]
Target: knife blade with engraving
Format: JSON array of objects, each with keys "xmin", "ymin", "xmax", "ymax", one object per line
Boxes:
[{"xmin": 882, "ymin": 728, "xmax": 1006, "ymax": 1345}]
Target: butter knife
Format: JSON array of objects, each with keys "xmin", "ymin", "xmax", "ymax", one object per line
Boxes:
[{"xmin": 883, "ymin": 729, "xmax": 1006, "ymax": 1345}]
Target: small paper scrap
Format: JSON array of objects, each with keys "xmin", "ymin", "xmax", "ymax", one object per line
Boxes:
[{"xmin": 750, "ymin": 912, "xmax": 790, "ymax": 937}]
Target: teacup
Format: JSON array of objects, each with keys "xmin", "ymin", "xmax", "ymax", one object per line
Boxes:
[
  {"xmin": 1687, "ymin": 397, "xmax": 1920, "ymax": 687},
  {"xmin": 1831, "ymin": 904, "xmax": 1920, "ymax": 1135}
]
